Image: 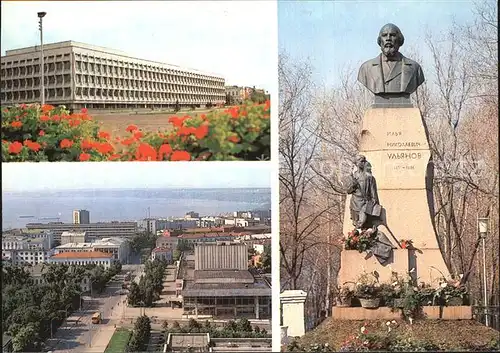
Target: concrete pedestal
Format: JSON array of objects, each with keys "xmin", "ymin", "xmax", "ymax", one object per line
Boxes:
[
  {"xmin": 280, "ymin": 290, "xmax": 307, "ymax": 338},
  {"xmin": 340, "ymin": 107, "xmax": 450, "ymax": 286}
]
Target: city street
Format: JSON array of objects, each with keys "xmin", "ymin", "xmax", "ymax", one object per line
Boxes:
[{"xmin": 46, "ymin": 266, "xmax": 143, "ymax": 353}]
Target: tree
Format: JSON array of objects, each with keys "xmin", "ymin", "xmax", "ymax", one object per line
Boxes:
[
  {"xmin": 12, "ymin": 323, "xmax": 38, "ymax": 352},
  {"xmin": 261, "ymin": 244, "xmax": 271, "ymax": 273}
]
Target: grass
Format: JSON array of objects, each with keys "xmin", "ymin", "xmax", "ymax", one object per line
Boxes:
[{"xmin": 104, "ymin": 328, "xmax": 132, "ymax": 353}]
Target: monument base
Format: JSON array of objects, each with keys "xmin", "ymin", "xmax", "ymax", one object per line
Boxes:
[
  {"xmin": 337, "ymin": 249, "xmax": 409, "ymax": 286},
  {"xmin": 331, "ymin": 306, "xmax": 473, "ymax": 320}
]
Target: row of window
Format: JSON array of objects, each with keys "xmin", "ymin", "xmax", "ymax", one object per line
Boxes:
[
  {"xmin": 2, "ymin": 53, "xmax": 70, "ymax": 66},
  {"xmin": 73, "ymin": 53, "xmax": 223, "ymax": 82},
  {"xmin": 1, "ymin": 62, "xmax": 71, "ymax": 77}
]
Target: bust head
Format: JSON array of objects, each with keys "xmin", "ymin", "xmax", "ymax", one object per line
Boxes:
[{"xmin": 377, "ymin": 23, "xmax": 405, "ymax": 58}]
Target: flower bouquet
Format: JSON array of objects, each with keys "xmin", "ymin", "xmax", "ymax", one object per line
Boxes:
[
  {"xmin": 343, "ymin": 228, "xmax": 378, "ymax": 253},
  {"xmin": 399, "ymin": 239, "xmax": 414, "ymax": 249}
]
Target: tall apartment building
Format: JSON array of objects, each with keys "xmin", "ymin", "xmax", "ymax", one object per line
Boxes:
[
  {"xmin": 73, "ymin": 209, "xmax": 90, "ymax": 224},
  {"xmin": 1, "ymin": 41, "xmax": 226, "ymax": 109}
]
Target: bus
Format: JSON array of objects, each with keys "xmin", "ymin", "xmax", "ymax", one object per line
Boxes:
[{"xmin": 91, "ymin": 312, "xmax": 101, "ymax": 324}]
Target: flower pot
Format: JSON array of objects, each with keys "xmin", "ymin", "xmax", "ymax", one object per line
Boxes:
[
  {"xmin": 359, "ymin": 298, "xmax": 380, "ymax": 309},
  {"xmin": 337, "ymin": 297, "xmax": 352, "ymax": 307},
  {"xmin": 393, "ymin": 298, "xmax": 405, "ymax": 308},
  {"xmin": 446, "ymin": 297, "xmax": 463, "ymax": 306}
]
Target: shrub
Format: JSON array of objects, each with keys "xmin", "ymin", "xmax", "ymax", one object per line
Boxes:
[{"xmin": 1, "ymin": 100, "xmax": 271, "ymax": 161}]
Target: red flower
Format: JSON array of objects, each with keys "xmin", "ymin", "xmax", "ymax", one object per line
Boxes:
[
  {"xmin": 41, "ymin": 104, "xmax": 55, "ymax": 113},
  {"xmin": 98, "ymin": 131, "xmax": 111, "ymax": 140},
  {"xmin": 158, "ymin": 144, "xmax": 173, "ymax": 160},
  {"xmin": 108, "ymin": 154, "xmax": 122, "ymax": 161},
  {"xmin": 401, "ymin": 242, "xmax": 407, "ymax": 249},
  {"xmin": 135, "ymin": 143, "xmax": 157, "ymax": 161},
  {"xmin": 177, "ymin": 126, "xmax": 196, "ymax": 136},
  {"xmin": 23, "ymin": 140, "xmax": 42, "ymax": 152},
  {"xmin": 81, "ymin": 108, "xmax": 88, "ymax": 114},
  {"xmin": 228, "ymin": 107, "xmax": 239, "ymax": 119},
  {"xmin": 20, "ymin": 104, "xmax": 27, "ymax": 109},
  {"xmin": 168, "ymin": 116, "xmax": 189, "ymax": 128},
  {"xmin": 8, "ymin": 141, "xmax": 23, "ymax": 154},
  {"xmin": 69, "ymin": 119, "xmax": 81, "ymax": 127},
  {"xmin": 170, "ymin": 150, "xmax": 191, "ymax": 161},
  {"xmin": 60, "ymin": 139, "xmax": 74, "ymax": 149},
  {"xmin": 81, "ymin": 140, "xmax": 94, "ymax": 150},
  {"xmin": 200, "ymin": 114, "xmax": 207, "ymax": 121},
  {"xmin": 126, "ymin": 124, "xmax": 138, "ymax": 133},
  {"xmin": 79, "ymin": 153, "xmax": 91, "ymax": 161},
  {"xmin": 227, "ymin": 135, "xmax": 240, "ymax": 143},
  {"xmin": 11, "ymin": 121, "xmax": 23, "ymax": 128},
  {"xmin": 96, "ymin": 142, "xmax": 114, "ymax": 155},
  {"xmin": 121, "ymin": 138, "xmax": 135, "ymax": 146},
  {"xmin": 264, "ymin": 99, "xmax": 270, "ymax": 111},
  {"xmin": 133, "ymin": 131, "xmax": 144, "ymax": 140},
  {"xmin": 52, "ymin": 115, "xmax": 61, "ymax": 122},
  {"xmin": 194, "ymin": 124, "xmax": 209, "ymax": 139}
]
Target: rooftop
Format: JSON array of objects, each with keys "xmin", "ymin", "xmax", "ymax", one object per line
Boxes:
[
  {"xmin": 61, "ymin": 231, "xmax": 87, "ymax": 236},
  {"xmin": 194, "ymin": 270, "xmax": 255, "ymax": 284},
  {"xmin": 182, "ymin": 278, "xmax": 271, "ymax": 297},
  {"xmin": 51, "ymin": 251, "xmax": 113, "ymax": 259},
  {"xmin": 3, "ymin": 41, "xmax": 224, "ymax": 78}
]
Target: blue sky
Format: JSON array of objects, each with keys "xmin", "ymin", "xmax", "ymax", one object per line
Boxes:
[
  {"xmin": 2, "ymin": 162, "xmax": 272, "ymax": 192},
  {"xmin": 278, "ymin": 0, "xmax": 481, "ymax": 87},
  {"xmin": 1, "ymin": 1, "xmax": 277, "ymax": 91}
]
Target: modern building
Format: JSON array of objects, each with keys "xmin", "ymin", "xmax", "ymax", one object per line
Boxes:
[
  {"xmin": 61, "ymin": 231, "xmax": 87, "ymax": 245},
  {"xmin": 157, "ymin": 219, "xmax": 198, "ymax": 231},
  {"xmin": 55, "ymin": 237, "xmax": 130, "ymax": 263},
  {"xmin": 73, "ymin": 209, "xmax": 90, "ymax": 224},
  {"xmin": 181, "ymin": 242, "xmax": 271, "ymax": 319},
  {"xmin": 137, "ymin": 218, "xmax": 157, "ymax": 234},
  {"xmin": 26, "ymin": 221, "xmax": 138, "ymax": 241},
  {"xmin": 48, "ymin": 250, "xmax": 113, "ymax": 269},
  {"xmin": 1, "ymin": 40, "xmax": 226, "ymax": 109}
]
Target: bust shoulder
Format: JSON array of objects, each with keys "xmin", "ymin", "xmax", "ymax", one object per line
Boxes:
[{"xmin": 359, "ymin": 56, "xmax": 380, "ymax": 71}]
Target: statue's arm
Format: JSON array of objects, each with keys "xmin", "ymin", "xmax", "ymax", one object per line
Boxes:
[
  {"xmin": 346, "ymin": 175, "xmax": 358, "ymax": 194},
  {"xmin": 370, "ymin": 176, "xmax": 380, "ymax": 204}
]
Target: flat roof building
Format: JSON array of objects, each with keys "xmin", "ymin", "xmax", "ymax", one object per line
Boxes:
[
  {"xmin": 1, "ymin": 40, "xmax": 226, "ymax": 109},
  {"xmin": 181, "ymin": 242, "xmax": 271, "ymax": 319},
  {"xmin": 26, "ymin": 221, "xmax": 138, "ymax": 241}
]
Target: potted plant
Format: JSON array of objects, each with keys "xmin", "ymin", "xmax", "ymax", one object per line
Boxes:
[
  {"xmin": 335, "ymin": 285, "xmax": 354, "ymax": 307},
  {"xmin": 440, "ymin": 278, "xmax": 467, "ymax": 306},
  {"xmin": 354, "ymin": 272, "xmax": 381, "ymax": 308}
]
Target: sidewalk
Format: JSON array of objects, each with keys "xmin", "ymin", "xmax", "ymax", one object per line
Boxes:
[{"xmin": 84, "ymin": 326, "xmax": 116, "ymax": 353}]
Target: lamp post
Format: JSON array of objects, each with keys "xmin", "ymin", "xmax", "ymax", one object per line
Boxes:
[
  {"xmin": 478, "ymin": 217, "xmax": 489, "ymax": 327},
  {"xmin": 37, "ymin": 11, "xmax": 46, "ymax": 105}
]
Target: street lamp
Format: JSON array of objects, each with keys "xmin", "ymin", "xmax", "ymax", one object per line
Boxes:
[
  {"xmin": 478, "ymin": 217, "xmax": 489, "ymax": 327},
  {"xmin": 37, "ymin": 11, "xmax": 46, "ymax": 105}
]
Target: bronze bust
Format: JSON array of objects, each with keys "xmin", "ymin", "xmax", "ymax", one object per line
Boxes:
[{"xmin": 358, "ymin": 23, "xmax": 425, "ymax": 103}]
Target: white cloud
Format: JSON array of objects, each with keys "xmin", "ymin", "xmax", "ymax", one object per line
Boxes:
[{"xmin": 1, "ymin": 1, "xmax": 277, "ymax": 91}]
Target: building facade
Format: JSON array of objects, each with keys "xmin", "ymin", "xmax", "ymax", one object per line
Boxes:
[
  {"xmin": 61, "ymin": 231, "xmax": 87, "ymax": 245},
  {"xmin": 55, "ymin": 237, "xmax": 130, "ymax": 263},
  {"xmin": 26, "ymin": 221, "xmax": 138, "ymax": 241},
  {"xmin": 1, "ymin": 232, "xmax": 55, "ymax": 266},
  {"xmin": 73, "ymin": 209, "xmax": 90, "ymax": 224},
  {"xmin": 1, "ymin": 41, "xmax": 226, "ymax": 109},
  {"xmin": 48, "ymin": 250, "xmax": 113, "ymax": 268},
  {"xmin": 181, "ymin": 242, "xmax": 271, "ymax": 319}
]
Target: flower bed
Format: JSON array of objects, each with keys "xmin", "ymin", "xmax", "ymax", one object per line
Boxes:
[{"xmin": 1, "ymin": 101, "xmax": 270, "ymax": 162}]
